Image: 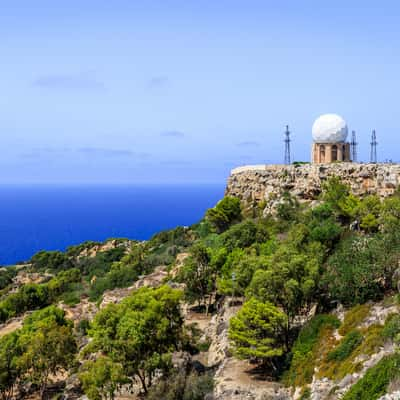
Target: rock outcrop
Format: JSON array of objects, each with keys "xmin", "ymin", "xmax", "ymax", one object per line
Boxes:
[{"xmin": 226, "ymin": 163, "xmax": 400, "ymax": 211}]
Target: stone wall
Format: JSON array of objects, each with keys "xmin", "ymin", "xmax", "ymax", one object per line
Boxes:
[{"xmin": 225, "ymin": 163, "xmax": 400, "ymax": 209}]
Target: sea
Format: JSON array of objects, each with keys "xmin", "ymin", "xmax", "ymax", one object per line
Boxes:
[{"xmin": 0, "ymin": 184, "xmax": 224, "ymax": 266}]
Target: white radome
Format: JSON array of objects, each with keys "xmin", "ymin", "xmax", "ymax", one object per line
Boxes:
[{"xmin": 312, "ymin": 114, "xmax": 348, "ymax": 143}]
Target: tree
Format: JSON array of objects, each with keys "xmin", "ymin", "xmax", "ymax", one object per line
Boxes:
[
  {"xmin": 30, "ymin": 250, "xmax": 73, "ymax": 272},
  {"xmin": 0, "ymin": 332, "xmax": 21, "ymax": 400},
  {"xmin": 229, "ymin": 299, "xmax": 287, "ymax": 369},
  {"xmin": 305, "ymin": 203, "xmax": 342, "ymax": 247},
  {"xmin": 276, "ymin": 191, "xmax": 301, "ymax": 223},
  {"xmin": 206, "ymin": 197, "xmax": 241, "ymax": 233},
  {"xmin": 380, "ymin": 196, "xmax": 400, "ymax": 232},
  {"xmin": 218, "ymin": 252, "xmax": 268, "ymax": 297},
  {"xmin": 358, "ymin": 195, "xmax": 381, "ymax": 232},
  {"xmin": 220, "ymin": 220, "xmax": 258, "ymax": 251},
  {"xmin": 321, "ymin": 232, "xmax": 400, "ymax": 305},
  {"xmin": 88, "ymin": 286, "xmax": 184, "ymax": 394},
  {"xmin": 321, "ymin": 176, "xmax": 350, "ymax": 215},
  {"xmin": 79, "ymin": 357, "xmax": 127, "ymax": 400},
  {"xmin": 178, "ymin": 243, "xmax": 217, "ymax": 314},
  {"xmin": 245, "ymin": 242, "xmax": 321, "ymax": 346},
  {"xmin": 17, "ymin": 306, "xmax": 77, "ymax": 399}
]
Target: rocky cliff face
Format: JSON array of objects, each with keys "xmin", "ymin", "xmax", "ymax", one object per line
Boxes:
[{"xmin": 225, "ymin": 163, "xmax": 400, "ymax": 209}]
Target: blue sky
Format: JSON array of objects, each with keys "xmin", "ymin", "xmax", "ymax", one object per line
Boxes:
[{"xmin": 1, "ymin": 0, "xmax": 400, "ymax": 183}]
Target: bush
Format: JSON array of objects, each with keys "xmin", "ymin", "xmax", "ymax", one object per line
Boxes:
[
  {"xmin": 220, "ymin": 220, "xmax": 258, "ymax": 251},
  {"xmin": 30, "ymin": 250, "xmax": 73, "ymax": 272},
  {"xmin": 0, "ymin": 267, "xmax": 17, "ymax": 291},
  {"xmin": 382, "ymin": 313, "xmax": 400, "ymax": 340},
  {"xmin": 339, "ymin": 304, "xmax": 371, "ymax": 336},
  {"xmin": 327, "ymin": 330, "xmax": 363, "ymax": 362},
  {"xmin": 206, "ymin": 197, "xmax": 241, "ymax": 233},
  {"xmin": 322, "ymin": 235, "xmax": 392, "ymax": 306},
  {"xmin": 148, "ymin": 226, "xmax": 191, "ymax": 248},
  {"xmin": 77, "ymin": 247, "xmax": 126, "ymax": 279},
  {"xmin": 342, "ymin": 354, "xmax": 400, "ymax": 400},
  {"xmin": 276, "ymin": 191, "xmax": 300, "ymax": 223},
  {"xmin": 146, "ymin": 370, "xmax": 214, "ymax": 400},
  {"xmin": 285, "ymin": 314, "xmax": 340, "ymax": 386}
]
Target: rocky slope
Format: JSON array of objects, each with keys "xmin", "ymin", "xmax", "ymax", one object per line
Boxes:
[
  {"xmin": 2, "ymin": 246, "xmax": 400, "ymax": 400},
  {"xmin": 226, "ymin": 163, "xmax": 400, "ymax": 213}
]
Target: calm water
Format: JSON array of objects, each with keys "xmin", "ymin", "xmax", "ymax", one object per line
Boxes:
[{"xmin": 0, "ymin": 184, "xmax": 224, "ymax": 265}]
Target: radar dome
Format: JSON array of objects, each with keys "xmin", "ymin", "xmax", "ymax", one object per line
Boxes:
[{"xmin": 312, "ymin": 114, "xmax": 348, "ymax": 143}]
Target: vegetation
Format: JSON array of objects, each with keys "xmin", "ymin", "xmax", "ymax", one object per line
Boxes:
[
  {"xmin": 229, "ymin": 299, "xmax": 287, "ymax": 369},
  {"xmin": 327, "ymin": 330, "xmax": 363, "ymax": 362},
  {"xmin": 2, "ymin": 175, "xmax": 400, "ymax": 399},
  {"xmin": 285, "ymin": 314, "xmax": 340, "ymax": 387},
  {"xmin": 84, "ymin": 285, "xmax": 184, "ymax": 394},
  {"xmin": 342, "ymin": 354, "xmax": 400, "ymax": 400},
  {"xmin": 0, "ymin": 306, "xmax": 77, "ymax": 399},
  {"xmin": 146, "ymin": 371, "xmax": 214, "ymax": 400},
  {"xmin": 205, "ymin": 196, "xmax": 241, "ymax": 233},
  {"xmin": 79, "ymin": 357, "xmax": 127, "ymax": 400}
]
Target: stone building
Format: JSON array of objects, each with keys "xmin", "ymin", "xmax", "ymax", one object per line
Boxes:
[{"xmin": 311, "ymin": 114, "xmax": 351, "ymax": 163}]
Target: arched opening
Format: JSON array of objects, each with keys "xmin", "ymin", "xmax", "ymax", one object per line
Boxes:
[
  {"xmin": 342, "ymin": 145, "xmax": 346, "ymax": 161},
  {"xmin": 332, "ymin": 145, "xmax": 338, "ymax": 161},
  {"xmin": 320, "ymin": 145, "xmax": 326, "ymax": 163}
]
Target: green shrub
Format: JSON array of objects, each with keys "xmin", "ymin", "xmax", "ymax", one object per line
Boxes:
[
  {"xmin": 327, "ymin": 330, "xmax": 363, "ymax": 362},
  {"xmin": 146, "ymin": 371, "xmax": 214, "ymax": 400},
  {"xmin": 322, "ymin": 234, "xmax": 391, "ymax": 306},
  {"xmin": 342, "ymin": 354, "xmax": 400, "ymax": 400},
  {"xmin": 0, "ymin": 267, "xmax": 17, "ymax": 291},
  {"xmin": 206, "ymin": 196, "xmax": 241, "ymax": 233},
  {"xmin": 382, "ymin": 313, "xmax": 400, "ymax": 339},
  {"xmin": 339, "ymin": 304, "xmax": 371, "ymax": 336},
  {"xmin": 30, "ymin": 250, "xmax": 73, "ymax": 272},
  {"xmin": 220, "ymin": 220, "xmax": 258, "ymax": 251},
  {"xmin": 285, "ymin": 314, "xmax": 340, "ymax": 387}
]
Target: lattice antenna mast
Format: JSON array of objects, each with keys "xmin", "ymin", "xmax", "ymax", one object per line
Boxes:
[
  {"xmin": 350, "ymin": 130, "xmax": 358, "ymax": 162},
  {"xmin": 370, "ymin": 130, "xmax": 378, "ymax": 163},
  {"xmin": 284, "ymin": 125, "xmax": 291, "ymax": 165}
]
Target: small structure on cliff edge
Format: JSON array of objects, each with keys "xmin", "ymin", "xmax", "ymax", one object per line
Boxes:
[{"xmin": 311, "ymin": 114, "xmax": 351, "ymax": 163}]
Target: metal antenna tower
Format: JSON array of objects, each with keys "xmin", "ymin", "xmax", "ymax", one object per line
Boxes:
[
  {"xmin": 350, "ymin": 130, "xmax": 358, "ymax": 162},
  {"xmin": 284, "ymin": 125, "xmax": 291, "ymax": 165},
  {"xmin": 370, "ymin": 130, "xmax": 378, "ymax": 163}
]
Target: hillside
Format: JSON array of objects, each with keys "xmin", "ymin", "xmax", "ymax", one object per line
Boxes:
[{"xmin": 2, "ymin": 174, "xmax": 400, "ymax": 400}]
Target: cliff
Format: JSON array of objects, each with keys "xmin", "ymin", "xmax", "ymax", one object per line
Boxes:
[{"xmin": 226, "ymin": 163, "xmax": 400, "ymax": 208}]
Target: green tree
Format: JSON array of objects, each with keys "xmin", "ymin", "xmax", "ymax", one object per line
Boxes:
[
  {"xmin": 220, "ymin": 220, "xmax": 258, "ymax": 251},
  {"xmin": 79, "ymin": 357, "xmax": 127, "ymax": 400},
  {"xmin": 276, "ymin": 191, "xmax": 301, "ymax": 223},
  {"xmin": 321, "ymin": 176, "xmax": 350, "ymax": 215},
  {"xmin": 30, "ymin": 250, "xmax": 73, "ymax": 272},
  {"xmin": 218, "ymin": 252, "xmax": 267, "ymax": 297},
  {"xmin": 380, "ymin": 196, "xmax": 400, "ymax": 232},
  {"xmin": 305, "ymin": 203, "xmax": 342, "ymax": 247},
  {"xmin": 88, "ymin": 286, "xmax": 184, "ymax": 394},
  {"xmin": 17, "ymin": 307, "xmax": 77, "ymax": 399},
  {"xmin": 178, "ymin": 243, "xmax": 218, "ymax": 314},
  {"xmin": 229, "ymin": 299, "xmax": 287, "ymax": 369},
  {"xmin": 321, "ymin": 232, "xmax": 400, "ymax": 305},
  {"xmin": 206, "ymin": 197, "xmax": 241, "ymax": 233},
  {"xmin": 0, "ymin": 332, "xmax": 21, "ymax": 400},
  {"xmin": 358, "ymin": 195, "xmax": 381, "ymax": 232},
  {"xmin": 246, "ymin": 242, "xmax": 321, "ymax": 342}
]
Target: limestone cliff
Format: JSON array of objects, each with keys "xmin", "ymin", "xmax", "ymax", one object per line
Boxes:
[{"xmin": 225, "ymin": 163, "xmax": 400, "ymax": 208}]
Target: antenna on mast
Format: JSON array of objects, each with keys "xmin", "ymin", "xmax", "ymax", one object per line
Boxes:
[
  {"xmin": 350, "ymin": 130, "xmax": 358, "ymax": 162},
  {"xmin": 370, "ymin": 130, "xmax": 378, "ymax": 163},
  {"xmin": 284, "ymin": 125, "xmax": 291, "ymax": 165}
]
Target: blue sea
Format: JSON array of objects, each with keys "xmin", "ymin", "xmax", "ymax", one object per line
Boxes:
[{"xmin": 0, "ymin": 184, "xmax": 224, "ymax": 265}]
